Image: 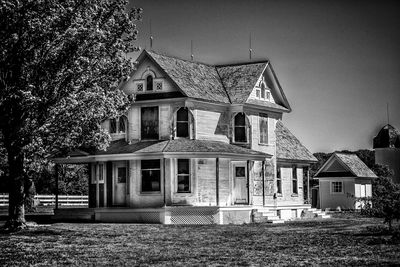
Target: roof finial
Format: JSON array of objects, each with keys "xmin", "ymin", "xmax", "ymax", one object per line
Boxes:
[
  {"xmin": 387, "ymin": 102, "xmax": 390, "ymax": 125},
  {"xmin": 191, "ymin": 40, "xmax": 194, "ymax": 61},
  {"xmin": 149, "ymin": 19, "xmax": 153, "ymax": 51},
  {"xmin": 249, "ymin": 33, "xmax": 253, "ymax": 60}
]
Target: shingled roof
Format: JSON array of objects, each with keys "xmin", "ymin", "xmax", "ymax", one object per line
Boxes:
[
  {"xmin": 215, "ymin": 62, "xmax": 268, "ymax": 104},
  {"xmin": 275, "ymin": 120, "xmax": 317, "ymax": 163},
  {"xmin": 334, "ymin": 153, "xmax": 377, "ymax": 178},
  {"xmin": 146, "ymin": 51, "xmax": 230, "ymax": 103}
]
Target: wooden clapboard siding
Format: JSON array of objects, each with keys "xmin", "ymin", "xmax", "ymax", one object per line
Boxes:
[
  {"xmin": 196, "ymin": 159, "xmax": 217, "ymax": 205},
  {"xmin": 159, "ymin": 104, "xmax": 171, "ymax": 140},
  {"xmin": 195, "ymin": 109, "xmax": 229, "ymax": 142},
  {"xmin": 128, "ymin": 107, "xmax": 140, "ymax": 140},
  {"xmin": 218, "ymin": 158, "xmax": 230, "ymax": 206},
  {"xmin": 276, "ymin": 166, "xmax": 304, "ymax": 205}
]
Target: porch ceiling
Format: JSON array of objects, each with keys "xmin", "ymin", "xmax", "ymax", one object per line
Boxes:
[{"xmin": 53, "ymin": 139, "xmax": 271, "ymax": 163}]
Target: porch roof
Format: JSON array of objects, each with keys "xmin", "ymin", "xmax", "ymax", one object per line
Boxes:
[{"xmin": 54, "ymin": 139, "xmax": 271, "ymax": 163}]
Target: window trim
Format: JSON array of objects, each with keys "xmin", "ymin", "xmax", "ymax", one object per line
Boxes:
[
  {"xmin": 276, "ymin": 166, "xmax": 282, "ymax": 195},
  {"xmin": 331, "ymin": 181, "xmax": 344, "ymax": 194},
  {"xmin": 259, "ymin": 114, "xmax": 269, "ymax": 145},
  {"xmin": 233, "ymin": 112, "xmax": 249, "ymax": 144},
  {"xmin": 292, "ymin": 166, "xmax": 298, "ymax": 195},
  {"xmin": 177, "ymin": 159, "xmax": 191, "ymax": 193},
  {"xmin": 140, "ymin": 159, "xmax": 161, "ymax": 194}
]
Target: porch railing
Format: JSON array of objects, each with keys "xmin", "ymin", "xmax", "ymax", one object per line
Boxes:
[{"xmin": 0, "ymin": 193, "xmax": 88, "ymax": 207}]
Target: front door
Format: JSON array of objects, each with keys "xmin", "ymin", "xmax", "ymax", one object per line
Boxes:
[
  {"xmin": 233, "ymin": 164, "xmax": 248, "ymax": 204},
  {"xmin": 113, "ymin": 162, "xmax": 127, "ymax": 206}
]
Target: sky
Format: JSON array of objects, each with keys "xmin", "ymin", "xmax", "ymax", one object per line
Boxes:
[{"xmin": 128, "ymin": 0, "xmax": 400, "ymax": 153}]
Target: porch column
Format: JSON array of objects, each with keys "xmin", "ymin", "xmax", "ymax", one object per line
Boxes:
[
  {"xmin": 95, "ymin": 163, "xmax": 100, "ymax": 208},
  {"xmin": 163, "ymin": 158, "xmax": 166, "ymax": 206},
  {"xmin": 55, "ymin": 164, "xmax": 59, "ymax": 210},
  {"xmin": 216, "ymin": 158, "xmax": 219, "ymax": 206},
  {"xmin": 307, "ymin": 167, "xmax": 310, "ymax": 203},
  {"xmin": 262, "ymin": 160, "xmax": 265, "ymax": 206},
  {"xmin": 247, "ymin": 160, "xmax": 250, "ymax": 205},
  {"xmin": 103, "ymin": 163, "xmax": 107, "ymax": 207}
]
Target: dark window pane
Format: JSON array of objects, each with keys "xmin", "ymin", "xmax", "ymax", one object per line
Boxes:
[
  {"xmin": 292, "ymin": 180, "xmax": 298, "ymax": 194},
  {"xmin": 177, "ymin": 175, "xmax": 190, "ymax": 192},
  {"xmin": 110, "ymin": 118, "xmax": 117, "ymax": 133},
  {"xmin": 234, "ymin": 113, "xmax": 246, "ymax": 126},
  {"xmin": 277, "ymin": 180, "xmax": 282, "ymax": 194},
  {"xmin": 292, "ymin": 167, "xmax": 297, "ymax": 179},
  {"xmin": 177, "ymin": 108, "xmax": 188, "ymax": 121},
  {"xmin": 234, "ymin": 127, "xmax": 246, "ymax": 142},
  {"xmin": 141, "ymin": 107, "xmax": 159, "ymax": 139},
  {"xmin": 235, "ymin": 167, "xmax": 245, "ymax": 177},
  {"xmin": 177, "ymin": 122, "xmax": 189, "ymax": 137},
  {"xmin": 146, "ymin": 75, "xmax": 153, "ymax": 91},
  {"xmin": 141, "ymin": 170, "xmax": 160, "ymax": 192},
  {"xmin": 178, "ymin": 159, "xmax": 189, "ymax": 174},
  {"xmin": 117, "ymin": 167, "xmax": 126, "ymax": 183},
  {"xmin": 277, "ymin": 167, "xmax": 281, "ymax": 178},
  {"xmin": 141, "ymin": 159, "xmax": 160, "ymax": 169},
  {"xmin": 119, "ymin": 116, "xmax": 126, "ymax": 133},
  {"xmin": 261, "ymin": 83, "xmax": 265, "ymax": 98}
]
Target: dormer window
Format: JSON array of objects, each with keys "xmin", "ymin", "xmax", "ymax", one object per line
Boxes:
[
  {"xmin": 110, "ymin": 116, "xmax": 128, "ymax": 134},
  {"xmin": 234, "ymin": 113, "xmax": 248, "ymax": 143},
  {"xmin": 146, "ymin": 75, "xmax": 153, "ymax": 91}
]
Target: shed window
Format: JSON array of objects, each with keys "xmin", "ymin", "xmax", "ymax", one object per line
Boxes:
[
  {"xmin": 146, "ymin": 75, "xmax": 153, "ymax": 91},
  {"xmin": 176, "ymin": 108, "xmax": 189, "ymax": 138},
  {"xmin": 259, "ymin": 114, "xmax": 268, "ymax": 144},
  {"xmin": 141, "ymin": 160, "xmax": 160, "ymax": 192},
  {"xmin": 141, "ymin": 106, "xmax": 159, "ymax": 140},
  {"xmin": 276, "ymin": 167, "xmax": 282, "ymax": 194},
  {"xmin": 234, "ymin": 113, "xmax": 247, "ymax": 143},
  {"xmin": 331, "ymin": 181, "xmax": 343, "ymax": 193},
  {"xmin": 177, "ymin": 159, "xmax": 190, "ymax": 193},
  {"xmin": 292, "ymin": 167, "xmax": 298, "ymax": 194}
]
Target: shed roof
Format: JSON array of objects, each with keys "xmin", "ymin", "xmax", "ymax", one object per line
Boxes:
[{"xmin": 275, "ymin": 120, "xmax": 317, "ymax": 163}]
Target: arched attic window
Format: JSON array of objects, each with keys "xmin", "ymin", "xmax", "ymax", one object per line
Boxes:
[
  {"xmin": 146, "ymin": 75, "xmax": 153, "ymax": 91},
  {"xmin": 175, "ymin": 107, "xmax": 194, "ymax": 138},
  {"xmin": 234, "ymin": 113, "xmax": 247, "ymax": 143}
]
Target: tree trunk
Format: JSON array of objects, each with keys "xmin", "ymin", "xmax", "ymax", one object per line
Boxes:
[{"xmin": 4, "ymin": 146, "xmax": 27, "ymax": 230}]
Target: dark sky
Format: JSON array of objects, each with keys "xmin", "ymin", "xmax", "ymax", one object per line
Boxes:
[{"xmin": 128, "ymin": 0, "xmax": 400, "ymax": 152}]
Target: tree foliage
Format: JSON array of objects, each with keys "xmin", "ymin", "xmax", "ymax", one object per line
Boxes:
[{"xmin": 0, "ymin": 0, "xmax": 141, "ymax": 229}]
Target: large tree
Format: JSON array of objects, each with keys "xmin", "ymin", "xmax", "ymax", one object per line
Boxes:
[{"xmin": 0, "ymin": 0, "xmax": 141, "ymax": 230}]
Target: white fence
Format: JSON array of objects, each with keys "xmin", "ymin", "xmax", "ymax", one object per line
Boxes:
[{"xmin": 0, "ymin": 193, "xmax": 88, "ymax": 207}]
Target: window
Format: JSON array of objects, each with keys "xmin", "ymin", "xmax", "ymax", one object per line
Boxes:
[
  {"xmin": 137, "ymin": 83, "xmax": 143, "ymax": 91},
  {"xmin": 99, "ymin": 164, "xmax": 104, "ymax": 182},
  {"xmin": 141, "ymin": 160, "xmax": 160, "ymax": 192},
  {"xmin": 146, "ymin": 75, "xmax": 153, "ymax": 91},
  {"xmin": 141, "ymin": 106, "xmax": 159, "ymax": 139},
  {"xmin": 261, "ymin": 83, "xmax": 266, "ymax": 99},
  {"xmin": 292, "ymin": 167, "xmax": 298, "ymax": 194},
  {"xmin": 156, "ymin": 81, "xmax": 163, "ymax": 91},
  {"xmin": 176, "ymin": 107, "xmax": 189, "ymax": 138},
  {"xmin": 331, "ymin": 181, "xmax": 343, "ymax": 194},
  {"xmin": 110, "ymin": 116, "xmax": 127, "ymax": 134},
  {"xmin": 117, "ymin": 167, "xmax": 126, "ymax": 183},
  {"xmin": 91, "ymin": 164, "xmax": 104, "ymax": 184},
  {"xmin": 177, "ymin": 159, "xmax": 190, "ymax": 193},
  {"xmin": 259, "ymin": 114, "xmax": 268, "ymax": 144},
  {"xmin": 256, "ymin": 89, "xmax": 260, "ymax": 98},
  {"xmin": 276, "ymin": 167, "xmax": 282, "ymax": 194},
  {"xmin": 234, "ymin": 113, "xmax": 247, "ymax": 143}
]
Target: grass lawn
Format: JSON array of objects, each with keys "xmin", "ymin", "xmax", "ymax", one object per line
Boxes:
[{"xmin": 0, "ymin": 215, "xmax": 399, "ymax": 266}]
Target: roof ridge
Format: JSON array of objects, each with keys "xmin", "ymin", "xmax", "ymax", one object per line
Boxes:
[
  {"xmin": 146, "ymin": 49, "xmax": 215, "ymax": 67},
  {"xmin": 215, "ymin": 60, "xmax": 269, "ymax": 68}
]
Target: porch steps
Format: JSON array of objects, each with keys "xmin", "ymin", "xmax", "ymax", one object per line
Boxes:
[
  {"xmin": 307, "ymin": 208, "xmax": 331, "ymax": 219},
  {"xmin": 253, "ymin": 209, "xmax": 285, "ymax": 224}
]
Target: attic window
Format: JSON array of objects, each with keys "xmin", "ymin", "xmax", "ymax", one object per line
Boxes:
[
  {"xmin": 146, "ymin": 75, "xmax": 153, "ymax": 91},
  {"xmin": 156, "ymin": 81, "xmax": 163, "ymax": 91}
]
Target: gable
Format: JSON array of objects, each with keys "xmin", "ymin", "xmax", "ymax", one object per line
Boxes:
[
  {"xmin": 123, "ymin": 54, "xmax": 180, "ymax": 96},
  {"xmin": 325, "ymin": 158, "xmax": 349, "ymax": 173}
]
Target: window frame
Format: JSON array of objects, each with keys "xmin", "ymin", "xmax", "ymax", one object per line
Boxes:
[
  {"xmin": 146, "ymin": 75, "xmax": 154, "ymax": 91},
  {"xmin": 259, "ymin": 114, "xmax": 269, "ymax": 145},
  {"xmin": 109, "ymin": 116, "xmax": 127, "ymax": 134},
  {"xmin": 141, "ymin": 159, "xmax": 161, "ymax": 193},
  {"xmin": 141, "ymin": 106, "xmax": 159, "ymax": 140},
  {"xmin": 233, "ymin": 113, "xmax": 248, "ymax": 144},
  {"xmin": 292, "ymin": 166, "xmax": 298, "ymax": 195},
  {"xmin": 177, "ymin": 159, "xmax": 191, "ymax": 193},
  {"xmin": 276, "ymin": 167, "xmax": 282, "ymax": 195},
  {"xmin": 331, "ymin": 181, "xmax": 344, "ymax": 194},
  {"xmin": 175, "ymin": 107, "xmax": 190, "ymax": 138}
]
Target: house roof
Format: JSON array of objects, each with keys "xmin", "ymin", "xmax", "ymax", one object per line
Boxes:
[
  {"xmin": 135, "ymin": 50, "xmax": 290, "ymax": 111},
  {"xmin": 56, "ymin": 139, "xmax": 271, "ymax": 163},
  {"xmin": 215, "ymin": 62, "xmax": 268, "ymax": 104},
  {"xmin": 315, "ymin": 153, "xmax": 377, "ymax": 178},
  {"xmin": 275, "ymin": 120, "xmax": 318, "ymax": 163},
  {"xmin": 145, "ymin": 51, "xmax": 230, "ymax": 104},
  {"xmin": 373, "ymin": 124, "xmax": 400, "ymax": 149}
]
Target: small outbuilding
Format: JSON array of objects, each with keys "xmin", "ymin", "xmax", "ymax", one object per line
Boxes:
[{"xmin": 314, "ymin": 153, "xmax": 377, "ymax": 210}]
